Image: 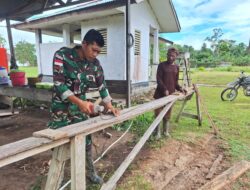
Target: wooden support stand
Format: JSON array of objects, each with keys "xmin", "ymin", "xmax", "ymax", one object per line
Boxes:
[
  {"xmin": 45, "ymin": 144, "xmax": 70, "ymax": 190},
  {"xmin": 45, "ymin": 134, "xmax": 86, "ymax": 190},
  {"xmin": 70, "ymin": 134, "xmax": 86, "ymax": 190},
  {"xmin": 0, "ymin": 95, "xmax": 17, "ymax": 117},
  {"xmin": 175, "ymin": 85, "xmax": 202, "ymax": 126}
]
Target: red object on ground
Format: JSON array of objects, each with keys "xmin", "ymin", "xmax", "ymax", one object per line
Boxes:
[
  {"xmin": 0, "ymin": 47, "xmax": 9, "ymax": 72},
  {"xmin": 10, "ymin": 72, "xmax": 26, "ymax": 86}
]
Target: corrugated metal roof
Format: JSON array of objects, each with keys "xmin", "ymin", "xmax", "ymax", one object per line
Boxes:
[
  {"xmin": 28, "ymin": 0, "xmax": 116, "ymax": 21},
  {"xmin": 0, "ymin": 0, "xmax": 98, "ymax": 21}
]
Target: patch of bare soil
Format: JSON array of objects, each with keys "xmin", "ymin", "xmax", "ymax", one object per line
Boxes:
[{"xmin": 118, "ymin": 134, "xmax": 236, "ymax": 190}]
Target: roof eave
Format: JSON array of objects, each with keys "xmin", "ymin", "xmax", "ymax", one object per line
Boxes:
[{"xmin": 12, "ymin": 0, "xmax": 130, "ymax": 29}]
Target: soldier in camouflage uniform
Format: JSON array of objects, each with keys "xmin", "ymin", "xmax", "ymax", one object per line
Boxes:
[{"xmin": 48, "ymin": 29, "xmax": 119, "ymax": 184}]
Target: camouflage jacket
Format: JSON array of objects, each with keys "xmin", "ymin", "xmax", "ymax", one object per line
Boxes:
[{"xmin": 48, "ymin": 46, "xmax": 112, "ymax": 129}]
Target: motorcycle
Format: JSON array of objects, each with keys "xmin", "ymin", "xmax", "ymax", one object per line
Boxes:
[{"xmin": 221, "ymin": 71, "xmax": 250, "ymax": 101}]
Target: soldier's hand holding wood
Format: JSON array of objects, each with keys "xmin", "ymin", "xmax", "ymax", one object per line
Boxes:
[
  {"xmin": 78, "ymin": 100, "xmax": 94, "ymax": 115},
  {"xmin": 105, "ymin": 102, "xmax": 120, "ymax": 116}
]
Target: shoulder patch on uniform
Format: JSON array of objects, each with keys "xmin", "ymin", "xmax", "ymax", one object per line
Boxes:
[{"xmin": 55, "ymin": 53, "xmax": 63, "ymax": 60}]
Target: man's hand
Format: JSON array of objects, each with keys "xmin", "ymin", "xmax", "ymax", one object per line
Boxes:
[
  {"xmin": 164, "ymin": 90, "xmax": 169, "ymax": 96},
  {"xmin": 68, "ymin": 95, "xmax": 94, "ymax": 115},
  {"xmin": 105, "ymin": 102, "xmax": 120, "ymax": 116},
  {"xmin": 78, "ymin": 100, "xmax": 94, "ymax": 115}
]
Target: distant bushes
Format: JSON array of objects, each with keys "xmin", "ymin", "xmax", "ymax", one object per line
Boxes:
[{"xmin": 195, "ymin": 66, "xmax": 250, "ymax": 73}]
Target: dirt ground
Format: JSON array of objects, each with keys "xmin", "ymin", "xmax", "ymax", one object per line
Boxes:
[
  {"xmin": 0, "ymin": 107, "xmax": 136, "ymax": 190},
  {"xmin": 118, "ymin": 134, "xmax": 232, "ymax": 190},
  {"xmin": 0, "ymin": 104, "xmax": 249, "ymax": 190}
]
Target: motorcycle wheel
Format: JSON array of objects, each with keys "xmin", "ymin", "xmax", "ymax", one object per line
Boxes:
[{"xmin": 221, "ymin": 87, "xmax": 238, "ymax": 101}]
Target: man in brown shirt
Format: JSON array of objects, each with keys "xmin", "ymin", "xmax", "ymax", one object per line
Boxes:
[{"xmin": 154, "ymin": 47, "xmax": 186, "ymax": 139}]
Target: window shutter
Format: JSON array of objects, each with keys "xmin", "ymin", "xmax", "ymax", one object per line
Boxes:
[
  {"xmin": 134, "ymin": 30, "xmax": 141, "ymax": 55},
  {"xmin": 98, "ymin": 28, "xmax": 107, "ymax": 54}
]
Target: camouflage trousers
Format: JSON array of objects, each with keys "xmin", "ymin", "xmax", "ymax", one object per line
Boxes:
[{"xmin": 48, "ymin": 102, "xmax": 91, "ymax": 145}]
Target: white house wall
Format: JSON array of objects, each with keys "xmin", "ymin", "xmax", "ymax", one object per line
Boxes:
[
  {"xmin": 81, "ymin": 14, "xmax": 126, "ymax": 80},
  {"xmin": 39, "ymin": 42, "xmax": 65, "ymax": 75},
  {"xmin": 130, "ymin": 1, "xmax": 160, "ymax": 84}
]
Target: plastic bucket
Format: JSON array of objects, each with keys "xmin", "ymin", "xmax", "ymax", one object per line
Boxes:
[
  {"xmin": 10, "ymin": 72, "xmax": 26, "ymax": 86},
  {"xmin": 0, "ymin": 47, "xmax": 9, "ymax": 72}
]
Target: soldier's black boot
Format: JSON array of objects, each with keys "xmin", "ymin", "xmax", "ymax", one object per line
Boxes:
[{"xmin": 86, "ymin": 145, "xmax": 104, "ymax": 185}]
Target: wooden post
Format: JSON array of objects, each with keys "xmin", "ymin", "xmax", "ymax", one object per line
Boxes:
[
  {"xmin": 125, "ymin": 0, "xmax": 131, "ymax": 108},
  {"xmin": 175, "ymin": 99, "xmax": 188, "ymax": 122},
  {"xmin": 194, "ymin": 84, "xmax": 202, "ymax": 126},
  {"xmin": 70, "ymin": 134, "xmax": 86, "ymax": 190},
  {"xmin": 45, "ymin": 144, "xmax": 70, "ymax": 190},
  {"xmin": 6, "ymin": 18, "xmax": 17, "ymax": 69}
]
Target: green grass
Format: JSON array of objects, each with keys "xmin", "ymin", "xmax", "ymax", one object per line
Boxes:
[
  {"xmin": 116, "ymin": 71, "xmax": 250, "ymax": 189},
  {"xmin": 172, "ymin": 87, "xmax": 250, "ymax": 161},
  {"xmin": 117, "ymin": 175, "xmax": 153, "ymax": 190},
  {"xmin": 175, "ymin": 71, "xmax": 250, "ymax": 160},
  {"xmin": 213, "ymin": 66, "xmax": 250, "ymax": 73},
  {"xmin": 18, "ymin": 66, "xmax": 38, "ymax": 77},
  {"xmin": 116, "ymin": 71, "xmax": 250, "ymax": 162},
  {"xmin": 191, "ymin": 71, "xmax": 240, "ymax": 85}
]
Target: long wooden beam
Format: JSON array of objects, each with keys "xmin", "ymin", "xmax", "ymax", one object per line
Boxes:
[
  {"xmin": 0, "ymin": 91, "xmax": 193, "ymax": 168},
  {"xmin": 101, "ymin": 101, "xmax": 175, "ymax": 190},
  {"xmin": 199, "ymin": 160, "xmax": 250, "ymax": 190},
  {"xmin": 58, "ymin": 92, "xmax": 193, "ymax": 138}
]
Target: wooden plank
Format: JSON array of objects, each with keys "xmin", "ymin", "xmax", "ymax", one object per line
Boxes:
[
  {"xmin": 181, "ymin": 112, "xmax": 199, "ymax": 120},
  {"xmin": 59, "ymin": 91, "xmax": 194, "ymax": 138},
  {"xmin": 0, "ymin": 138, "xmax": 69, "ymax": 168},
  {"xmin": 0, "ymin": 110, "xmax": 19, "ymax": 117},
  {"xmin": 199, "ymin": 160, "xmax": 250, "ymax": 190},
  {"xmin": 45, "ymin": 144, "xmax": 70, "ymax": 190},
  {"xmin": 206, "ymin": 154, "xmax": 223, "ymax": 179},
  {"xmin": 0, "ymin": 91, "xmax": 194, "ymax": 168},
  {"xmin": 71, "ymin": 134, "xmax": 86, "ymax": 190},
  {"xmin": 0, "ymin": 86, "xmax": 100, "ymax": 102},
  {"xmin": 101, "ymin": 101, "xmax": 175, "ymax": 190},
  {"xmin": 33, "ymin": 129, "xmax": 68, "ymax": 140},
  {"xmin": 0, "ymin": 86, "xmax": 51, "ymax": 102},
  {"xmin": 106, "ymin": 80, "xmax": 128, "ymax": 95}
]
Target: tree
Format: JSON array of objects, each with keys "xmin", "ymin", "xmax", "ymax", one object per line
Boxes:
[
  {"xmin": 159, "ymin": 43, "xmax": 167, "ymax": 62},
  {"xmin": 0, "ymin": 34, "xmax": 6, "ymax": 46},
  {"xmin": 15, "ymin": 41, "xmax": 37, "ymax": 66},
  {"xmin": 205, "ymin": 28, "xmax": 223, "ymax": 55}
]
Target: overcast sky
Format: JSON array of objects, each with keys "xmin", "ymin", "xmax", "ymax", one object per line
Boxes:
[
  {"xmin": 1, "ymin": 0, "xmax": 250, "ymax": 50},
  {"xmin": 162, "ymin": 0, "xmax": 250, "ymax": 49}
]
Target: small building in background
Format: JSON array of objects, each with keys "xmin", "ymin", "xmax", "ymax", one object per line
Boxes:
[{"xmin": 13, "ymin": 0, "xmax": 180, "ymax": 88}]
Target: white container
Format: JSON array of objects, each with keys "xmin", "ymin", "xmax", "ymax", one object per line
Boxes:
[{"xmin": 0, "ymin": 67, "xmax": 9, "ymax": 84}]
